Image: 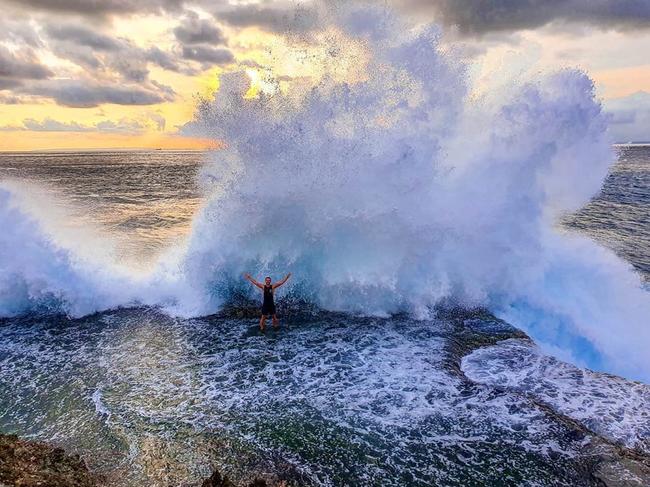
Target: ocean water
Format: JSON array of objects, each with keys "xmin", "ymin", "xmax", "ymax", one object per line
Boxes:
[
  {"xmin": 0, "ymin": 150, "xmax": 204, "ymax": 266},
  {"xmin": 0, "ymin": 147, "xmax": 648, "ymax": 486},
  {"xmin": 565, "ymin": 145, "xmax": 650, "ymax": 280},
  {"xmin": 1, "ymin": 6, "xmax": 650, "ymax": 485}
]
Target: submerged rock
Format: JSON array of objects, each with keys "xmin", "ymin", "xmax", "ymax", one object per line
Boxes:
[{"xmin": 0, "ymin": 434, "xmax": 99, "ymax": 487}]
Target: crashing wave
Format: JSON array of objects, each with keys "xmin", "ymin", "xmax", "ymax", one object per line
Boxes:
[{"xmin": 0, "ymin": 5, "xmax": 648, "ymax": 382}]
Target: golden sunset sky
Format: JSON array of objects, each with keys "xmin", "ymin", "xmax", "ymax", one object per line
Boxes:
[{"xmin": 0, "ymin": 0, "xmax": 649, "ymax": 150}]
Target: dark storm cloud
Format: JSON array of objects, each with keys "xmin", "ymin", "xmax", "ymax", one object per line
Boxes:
[
  {"xmin": 22, "ymin": 79, "xmax": 174, "ymax": 107},
  {"xmin": 42, "ymin": 25, "xmax": 162, "ymax": 82},
  {"xmin": 211, "ymin": 0, "xmax": 650, "ymax": 35},
  {"xmin": 215, "ymin": 2, "xmax": 320, "ymax": 33},
  {"xmin": 0, "ymin": 78, "xmax": 21, "ymax": 90},
  {"xmin": 2, "ymin": 0, "xmax": 649, "ymax": 35},
  {"xmin": 397, "ymin": 0, "xmax": 650, "ymax": 35},
  {"xmin": 181, "ymin": 45, "xmax": 234, "ymax": 65},
  {"xmin": 48, "ymin": 42, "xmax": 102, "ymax": 70},
  {"xmin": 46, "ymin": 40, "xmax": 151, "ymax": 82},
  {"xmin": 170, "ymin": 10, "xmax": 234, "ymax": 70},
  {"xmin": 45, "ymin": 24, "xmax": 121, "ymax": 50},
  {"xmin": 108, "ymin": 55, "xmax": 150, "ymax": 82},
  {"xmin": 0, "ymin": 0, "xmax": 185, "ymax": 18},
  {"xmin": 146, "ymin": 46, "xmax": 182, "ymax": 72},
  {"xmin": 0, "ymin": 46, "xmax": 52, "ymax": 89},
  {"xmin": 174, "ymin": 11, "xmax": 227, "ymax": 45},
  {"xmin": 38, "ymin": 16, "xmax": 217, "ymax": 81},
  {"xmin": 150, "ymin": 80, "xmax": 176, "ymax": 98}
]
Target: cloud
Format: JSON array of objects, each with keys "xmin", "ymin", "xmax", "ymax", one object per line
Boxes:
[
  {"xmin": 146, "ymin": 112, "xmax": 166, "ymax": 131},
  {"xmin": 150, "ymin": 79, "xmax": 176, "ymax": 98},
  {"xmin": 604, "ymin": 91, "xmax": 650, "ymax": 143},
  {"xmin": 0, "ymin": 18, "xmax": 43, "ymax": 47},
  {"xmin": 169, "ymin": 10, "xmax": 233, "ymax": 71},
  {"xmin": 0, "ymin": 115, "xmax": 164, "ymax": 134},
  {"xmin": 45, "ymin": 24, "xmax": 121, "ymax": 50},
  {"xmin": 38, "ymin": 19, "xmax": 210, "ymax": 83},
  {"xmin": 0, "ymin": 78, "xmax": 21, "ymax": 90},
  {"xmin": 108, "ymin": 55, "xmax": 150, "ymax": 82},
  {"xmin": 215, "ymin": 2, "xmax": 320, "ymax": 33},
  {"xmin": 146, "ymin": 46, "xmax": 182, "ymax": 72},
  {"xmin": 174, "ymin": 11, "xmax": 227, "ymax": 45},
  {"xmin": 47, "ymin": 42, "xmax": 103, "ymax": 70},
  {"xmin": 396, "ymin": 0, "xmax": 650, "ymax": 36},
  {"xmin": 181, "ymin": 45, "xmax": 234, "ymax": 65},
  {"xmin": 0, "ymin": 46, "xmax": 53, "ymax": 85},
  {"xmin": 42, "ymin": 24, "xmax": 154, "ymax": 82},
  {"xmin": 3, "ymin": 0, "xmax": 650, "ymax": 36},
  {"xmin": 95, "ymin": 118, "xmax": 146, "ymax": 133},
  {"xmin": 20, "ymin": 79, "xmax": 174, "ymax": 107},
  {"xmin": 238, "ymin": 59, "xmax": 263, "ymax": 69},
  {"xmin": 0, "ymin": 0, "xmax": 185, "ymax": 18},
  {"xmin": 0, "ymin": 92, "xmax": 23, "ymax": 104},
  {"xmin": 211, "ymin": 0, "xmax": 650, "ymax": 36},
  {"xmin": 22, "ymin": 117, "xmax": 91, "ymax": 132}
]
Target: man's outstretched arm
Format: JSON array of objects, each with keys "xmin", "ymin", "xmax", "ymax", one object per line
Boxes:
[
  {"xmin": 273, "ymin": 273, "xmax": 292, "ymax": 289},
  {"xmin": 244, "ymin": 273, "xmax": 264, "ymax": 289}
]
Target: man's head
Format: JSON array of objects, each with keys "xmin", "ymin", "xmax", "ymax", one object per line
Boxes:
[{"xmin": 265, "ymin": 277, "xmax": 272, "ymax": 285}]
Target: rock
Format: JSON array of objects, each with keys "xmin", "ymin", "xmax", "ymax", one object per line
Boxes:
[
  {"xmin": 201, "ymin": 469, "xmax": 270, "ymax": 487},
  {"xmin": 201, "ymin": 469, "xmax": 237, "ymax": 487},
  {"xmin": 593, "ymin": 455, "xmax": 650, "ymax": 487},
  {"xmin": 0, "ymin": 434, "xmax": 278, "ymax": 487},
  {"xmin": 0, "ymin": 434, "xmax": 100, "ymax": 487},
  {"xmin": 201, "ymin": 470, "xmax": 274, "ymax": 487}
]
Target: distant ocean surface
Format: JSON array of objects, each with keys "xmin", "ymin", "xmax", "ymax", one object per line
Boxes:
[
  {"xmin": 0, "ymin": 147, "xmax": 648, "ymax": 486},
  {"xmin": 565, "ymin": 145, "xmax": 650, "ymax": 280},
  {"xmin": 0, "ymin": 146, "xmax": 648, "ymax": 278},
  {"xmin": 0, "ymin": 150, "xmax": 205, "ymax": 267}
]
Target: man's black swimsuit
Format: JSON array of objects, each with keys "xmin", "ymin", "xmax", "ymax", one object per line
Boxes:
[{"xmin": 262, "ymin": 285, "xmax": 276, "ymax": 315}]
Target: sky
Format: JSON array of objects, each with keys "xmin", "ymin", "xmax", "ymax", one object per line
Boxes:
[{"xmin": 0, "ymin": 0, "xmax": 648, "ymax": 150}]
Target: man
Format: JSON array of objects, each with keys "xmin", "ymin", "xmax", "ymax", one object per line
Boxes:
[{"xmin": 244, "ymin": 272, "xmax": 292, "ymax": 330}]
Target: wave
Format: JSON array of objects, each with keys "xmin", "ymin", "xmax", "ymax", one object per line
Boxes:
[
  {"xmin": 0, "ymin": 5, "xmax": 648, "ymax": 382},
  {"xmin": 0, "ymin": 182, "xmax": 177, "ymax": 316},
  {"xmin": 462, "ymin": 339, "xmax": 650, "ymax": 453},
  {"xmin": 0, "ymin": 186, "xmax": 126, "ymax": 316}
]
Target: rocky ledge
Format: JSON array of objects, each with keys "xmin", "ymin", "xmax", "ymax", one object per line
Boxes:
[
  {"xmin": 0, "ymin": 434, "xmax": 274, "ymax": 487},
  {"xmin": 0, "ymin": 434, "xmax": 98, "ymax": 487}
]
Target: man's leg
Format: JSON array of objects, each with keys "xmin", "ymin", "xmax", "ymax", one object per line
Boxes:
[
  {"xmin": 272, "ymin": 314, "xmax": 279, "ymax": 328},
  {"xmin": 259, "ymin": 314, "xmax": 266, "ymax": 331}
]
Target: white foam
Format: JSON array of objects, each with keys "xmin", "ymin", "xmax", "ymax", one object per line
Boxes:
[
  {"xmin": 172, "ymin": 6, "xmax": 650, "ymax": 382},
  {"xmin": 0, "ymin": 4, "xmax": 648, "ymax": 383},
  {"xmin": 462, "ymin": 339, "xmax": 650, "ymax": 453},
  {"xmin": 92, "ymin": 389, "xmax": 111, "ymax": 420}
]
